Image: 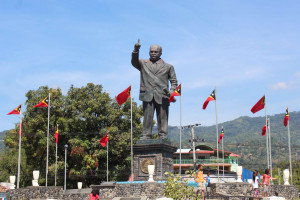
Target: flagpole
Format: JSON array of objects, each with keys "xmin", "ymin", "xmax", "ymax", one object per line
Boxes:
[
  {"xmin": 264, "ymin": 94, "xmax": 269, "ymax": 170},
  {"xmin": 130, "ymin": 86, "xmax": 133, "ymax": 182},
  {"xmin": 17, "ymin": 106, "xmax": 22, "ymax": 189},
  {"xmin": 222, "ymin": 131, "xmax": 224, "ymax": 181},
  {"xmin": 55, "ymin": 124, "xmax": 58, "ymax": 187},
  {"xmin": 179, "ymin": 88, "xmax": 182, "ymax": 178},
  {"xmin": 107, "ymin": 138, "xmax": 109, "ymax": 182},
  {"xmin": 268, "ymin": 118, "xmax": 273, "ymax": 182},
  {"xmin": 287, "ymin": 116, "xmax": 293, "ymax": 185},
  {"xmin": 215, "ymin": 86, "xmax": 219, "ymax": 182},
  {"xmin": 46, "ymin": 92, "xmax": 50, "ymax": 187}
]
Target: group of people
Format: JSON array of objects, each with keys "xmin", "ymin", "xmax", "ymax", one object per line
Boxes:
[
  {"xmin": 194, "ymin": 164, "xmax": 271, "ymax": 199},
  {"xmin": 251, "ymin": 168, "xmax": 271, "ymax": 199}
]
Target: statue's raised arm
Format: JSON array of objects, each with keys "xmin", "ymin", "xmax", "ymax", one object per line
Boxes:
[{"xmin": 131, "ymin": 39, "xmax": 141, "ymax": 70}]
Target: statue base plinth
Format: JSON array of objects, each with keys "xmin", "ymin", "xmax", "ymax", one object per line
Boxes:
[{"xmin": 133, "ymin": 139, "xmax": 177, "ymax": 181}]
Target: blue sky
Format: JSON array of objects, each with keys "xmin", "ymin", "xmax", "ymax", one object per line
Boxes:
[{"xmin": 1, "ymin": 0, "xmax": 300, "ymax": 131}]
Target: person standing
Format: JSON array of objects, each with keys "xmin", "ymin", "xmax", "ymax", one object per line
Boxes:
[
  {"xmin": 89, "ymin": 189, "xmax": 99, "ymax": 200},
  {"xmin": 205, "ymin": 171, "xmax": 211, "ymax": 187},
  {"xmin": 131, "ymin": 41, "xmax": 178, "ymax": 140},
  {"xmin": 262, "ymin": 169, "xmax": 271, "ymax": 197},
  {"xmin": 195, "ymin": 164, "xmax": 205, "ymax": 198},
  {"xmin": 251, "ymin": 170, "xmax": 262, "ymax": 200}
]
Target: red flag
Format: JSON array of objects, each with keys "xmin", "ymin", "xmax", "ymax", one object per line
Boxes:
[
  {"xmin": 55, "ymin": 125, "xmax": 59, "ymax": 144},
  {"xmin": 283, "ymin": 107, "xmax": 289, "ymax": 127},
  {"xmin": 262, "ymin": 120, "xmax": 268, "ymax": 136},
  {"xmin": 251, "ymin": 95, "xmax": 265, "ymax": 114},
  {"xmin": 100, "ymin": 132, "xmax": 109, "ymax": 147},
  {"xmin": 203, "ymin": 89, "xmax": 216, "ymax": 110},
  {"xmin": 7, "ymin": 104, "xmax": 22, "ymax": 115},
  {"xmin": 34, "ymin": 96, "xmax": 49, "ymax": 107},
  {"xmin": 262, "ymin": 125, "xmax": 266, "ymax": 136},
  {"xmin": 218, "ymin": 126, "xmax": 224, "ymax": 143},
  {"xmin": 169, "ymin": 84, "xmax": 181, "ymax": 103},
  {"xmin": 116, "ymin": 86, "xmax": 131, "ymax": 106}
]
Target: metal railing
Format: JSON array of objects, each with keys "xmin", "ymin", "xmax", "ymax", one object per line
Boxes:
[{"xmin": 174, "ymin": 158, "xmax": 234, "ymax": 164}]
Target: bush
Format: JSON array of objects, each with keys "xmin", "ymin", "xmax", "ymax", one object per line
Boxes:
[{"xmin": 163, "ymin": 172, "xmax": 199, "ymax": 200}]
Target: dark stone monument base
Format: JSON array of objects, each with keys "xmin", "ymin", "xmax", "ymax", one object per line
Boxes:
[{"xmin": 133, "ymin": 139, "xmax": 177, "ymax": 181}]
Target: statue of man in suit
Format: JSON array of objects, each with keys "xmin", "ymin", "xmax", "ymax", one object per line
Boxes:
[{"xmin": 131, "ymin": 41, "xmax": 178, "ymax": 140}]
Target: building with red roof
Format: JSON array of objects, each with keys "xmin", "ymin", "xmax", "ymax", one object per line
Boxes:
[{"xmin": 173, "ymin": 144, "xmax": 241, "ymax": 174}]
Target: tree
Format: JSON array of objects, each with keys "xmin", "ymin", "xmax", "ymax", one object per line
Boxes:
[{"xmin": 1, "ymin": 83, "xmax": 143, "ymax": 188}]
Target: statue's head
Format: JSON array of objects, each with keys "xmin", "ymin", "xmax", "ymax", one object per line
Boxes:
[{"xmin": 149, "ymin": 44, "xmax": 162, "ymax": 62}]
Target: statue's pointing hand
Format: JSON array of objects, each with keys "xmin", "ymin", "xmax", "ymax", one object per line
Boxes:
[{"xmin": 134, "ymin": 39, "xmax": 141, "ymax": 51}]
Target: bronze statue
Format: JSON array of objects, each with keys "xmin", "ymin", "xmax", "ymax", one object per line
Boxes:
[{"xmin": 131, "ymin": 40, "xmax": 178, "ymax": 140}]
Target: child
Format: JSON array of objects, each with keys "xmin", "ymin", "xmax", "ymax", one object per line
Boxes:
[
  {"xmin": 206, "ymin": 171, "xmax": 211, "ymax": 187},
  {"xmin": 195, "ymin": 164, "xmax": 205, "ymax": 198},
  {"xmin": 251, "ymin": 170, "xmax": 261, "ymax": 200},
  {"xmin": 89, "ymin": 189, "xmax": 99, "ymax": 200},
  {"xmin": 262, "ymin": 169, "xmax": 270, "ymax": 197}
]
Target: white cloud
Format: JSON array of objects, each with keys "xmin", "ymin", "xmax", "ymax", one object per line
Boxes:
[
  {"xmin": 271, "ymin": 82, "xmax": 288, "ymax": 90},
  {"xmin": 294, "ymin": 71, "xmax": 300, "ymax": 77}
]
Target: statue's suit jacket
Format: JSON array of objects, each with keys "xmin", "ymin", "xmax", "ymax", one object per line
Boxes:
[{"xmin": 131, "ymin": 51, "xmax": 178, "ymax": 105}]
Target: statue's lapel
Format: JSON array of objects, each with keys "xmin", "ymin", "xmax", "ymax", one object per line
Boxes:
[
  {"xmin": 154, "ymin": 61, "xmax": 166, "ymax": 75},
  {"xmin": 144, "ymin": 60, "xmax": 155, "ymax": 74}
]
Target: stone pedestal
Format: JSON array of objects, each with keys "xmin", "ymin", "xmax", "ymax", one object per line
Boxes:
[{"xmin": 133, "ymin": 139, "xmax": 177, "ymax": 181}]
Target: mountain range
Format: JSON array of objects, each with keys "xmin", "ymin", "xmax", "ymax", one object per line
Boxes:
[{"xmin": 166, "ymin": 111, "xmax": 300, "ymax": 169}]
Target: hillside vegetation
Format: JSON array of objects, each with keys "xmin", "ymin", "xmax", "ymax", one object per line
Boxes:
[{"xmin": 167, "ymin": 111, "xmax": 300, "ymax": 170}]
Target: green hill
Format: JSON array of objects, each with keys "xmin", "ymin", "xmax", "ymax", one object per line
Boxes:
[{"xmin": 166, "ymin": 111, "xmax": 300, "ymax": 170}]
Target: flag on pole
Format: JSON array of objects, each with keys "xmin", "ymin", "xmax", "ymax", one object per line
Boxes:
[
  {"xmin": 283, "ymin": 107, "xmax": 289, "ymax": 127},
  {"xmin": 218, "ymin": 126, "xmax": 224, "ymax": 143},
  {"xmin": 55, "ymin": 125, "xmax": 59, "ymax": 143},
  {"xmin": 251, "ymin": 95, "xmax": 265, "ymax": 114},
  {"xmin": 34, "ymin": 96, "xmax": 49, "ymax": 107},
  {"xmin": 169, "ymin": 84, "xmax": 181, "ymax": 103},
  {"xmin": 116, "ymin": 86, "xmax": 131, "ymax": 106},
  {"xmin": 262, "ymin": 124, "xmax": 267, "ymax": 136},
  {"xmin": 203, "ymin": 89, "xmax": 216, "ymax": 110},
  {"xmin": 262, "ymin": 120, "xmax": 268, "ymax": 136},
  {"xmin": 7, "ymin": 104, "xmax": 22, "ymax": 115},
  {"xmin": 100, "ymin": 132, "xmax": 109, "ymax": 147}
]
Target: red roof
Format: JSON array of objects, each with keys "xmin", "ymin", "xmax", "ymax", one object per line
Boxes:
[
  {"xmin": 194, "ymin": 151, "xmax": 214, "ymax": 154},
  {"xmin": 229, "ymin": 153, "xmax": 242, "ymax": 158},
  {"xmin": 174, "ymin": 150, "xmax": 214, "ymax": 154},
  {"xmin": 174, "ymin": 148, "xmax": 241, "ymax": 157},
  {"xmin": 213, "ymin": 149, "xmax": 231, "ymax": 153},
  {"xmin": 213, "ymin": 149, "xmax": 241, "ymax": 157}
]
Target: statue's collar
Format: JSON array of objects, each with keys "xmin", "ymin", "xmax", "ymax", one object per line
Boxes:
[{"xmin": 146, "ymin": 58, "xmax": 164, "ymax": 64}]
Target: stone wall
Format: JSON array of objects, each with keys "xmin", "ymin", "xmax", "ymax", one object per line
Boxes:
[
  {"xmin": 5, "ymin": 186, "xmax": 92, "ymax": 200},
  {"xmin": 97, "ymin": 182, "xmax": 165, "ymax": 200},
  {"xmin": 6, "ymin": 186, "xmax": 64, "ymax": 200},
  {"xmin": 6, "ymin": 183, "xmax": 165, "ymax": 200},
  {"xmin": 209, "ymin": 182, "xmax": 299, "ymax": 200},
  {"xmin": 5, "ymin": 182, "xmax": 299, "ymax": 200}
]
